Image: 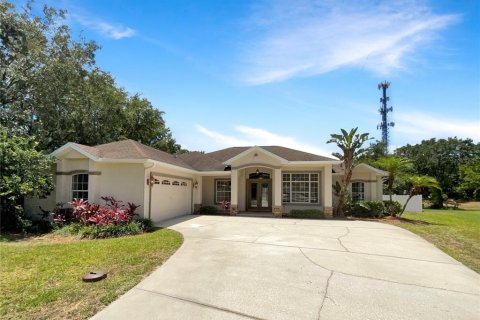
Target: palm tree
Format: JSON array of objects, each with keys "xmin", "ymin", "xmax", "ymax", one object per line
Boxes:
[
  {"xmin": 375, "ymin": 156, "xmax": 412, "ymax": 203},
  {"xmin": 399, "ymin": 175, "xmax": 440, "ymax": 216},
  {"xmin": 327, "ymin": 128, "xmax": 371, "ymax": 217}
]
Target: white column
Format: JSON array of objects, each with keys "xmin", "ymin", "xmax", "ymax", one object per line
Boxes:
[
  {"xmin": 88, "ymin": 160, "xmax": 100, "ymax": 203},
  {"xmin": 370, "ymin": 173, "xmax": 376, "ymax": 201},
  {"xmin": 273, "ymin": 168, "xmax": 282, "ymax": 217},
  {"xmin": 55, "ymin": 160, "xmax": 65, "ymax": 204},
  {"xmin": 230, "ymin": 169, "xmax": 238, "ymax": 215},
  {"xmin": 274, "ymin": 168, "xmax": 282, "ymax": 206},
  {"xmin": 323, "ymin": 165, "xmax": 333, "ymax": 217}
]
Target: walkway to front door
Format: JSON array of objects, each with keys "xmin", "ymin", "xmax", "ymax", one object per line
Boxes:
[{"xmin": 247, "ymin": 179, "xmax": 271, "ymax": 211}]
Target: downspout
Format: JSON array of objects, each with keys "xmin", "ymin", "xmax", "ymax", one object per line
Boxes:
[{"xmin": 144, "ymin": 162, "xmax": 155, "ymax": 220}]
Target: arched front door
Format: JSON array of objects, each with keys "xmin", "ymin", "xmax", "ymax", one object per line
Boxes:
[{"xmin": 247, "ymin": 172, "xmax": 272, "ymax": 211}]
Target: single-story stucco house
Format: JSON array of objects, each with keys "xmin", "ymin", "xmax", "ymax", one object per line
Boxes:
[{"xmin": 25, "ymin": 139, "xmax": 386, "ymax": 222}]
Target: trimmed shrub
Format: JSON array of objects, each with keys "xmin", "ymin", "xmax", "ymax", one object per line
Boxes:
[
  {"xmin": 54, "ymin": 223, "xmax": 83, "ymax": 236},
  {"xmin": 135, "ymin": 218, "xmax": 155, "ymax": 232},
  {"xmin": 351, "ymin": 200, "xmax": 385, "ymax": 218},
  {"xmin": 383, "ymin": 200, "xmax": 402, "ymax": 216},
  {"xmin": 289, "ymin": 209, "xmax": 325, "ymax": 219},
  {"xmin": 55, "ymin": 220, "xmax": 153, "ymax": 239},
  {"xmin": 198, "ymin": 206, "xmax": 218, "ymax": 215}
]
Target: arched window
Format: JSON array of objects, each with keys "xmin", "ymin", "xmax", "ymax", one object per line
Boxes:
[
  {"xmin": 161, "ymin": 180, "xmax": 171, "ymax": 185},
  {"xmin": 181, "ymin": 182, "xmax": 187, "ymax": 187},
  {"xmin": 352, "ymin": 182, "xmax": 365, "ymax": 201},
  {"xmin": 249, "ymin": 172, "xmax": 270, "ymax": 179},
  {"xmin": 172, "ymin": 181, "xmax": 180, "ymax": 186},
  {"xmin": 72, "ymin": 174, "xmax": 88, "ymax": 200}
]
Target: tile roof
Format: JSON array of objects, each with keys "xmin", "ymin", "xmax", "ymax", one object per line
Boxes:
[{"xmin": 68, "ymin": 140, "xmax": 337, "ymax": 171}]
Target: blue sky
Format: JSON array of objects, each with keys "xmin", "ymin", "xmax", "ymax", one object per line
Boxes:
[{"xmin": 20, "ymin": 0, "xmax": 480, "ymax": 156}]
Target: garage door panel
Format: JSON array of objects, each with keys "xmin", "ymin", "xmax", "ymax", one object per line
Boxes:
[{"xmin": 151, "ymin": 177, "xmax": 191, "ymax": 223}]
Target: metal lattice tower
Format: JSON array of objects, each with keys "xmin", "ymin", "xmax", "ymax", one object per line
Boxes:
[{"xmin": 377, "ymin": 81, "xmax": 394, "ymax": 154}]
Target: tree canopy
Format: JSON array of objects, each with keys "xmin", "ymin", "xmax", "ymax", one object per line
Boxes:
[
  {"xmin": 1, "ymin": 1, "xmax": 182, "ymax": 153},
  {"xmin": 395, "ymin": 137, "xmax": 480, "ymax": 199}
]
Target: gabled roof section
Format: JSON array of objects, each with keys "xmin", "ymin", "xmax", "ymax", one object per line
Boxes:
[
  {"xmin": 333, "ymin": 163, "xmax": 387, "ymax": 176},
  {"xmin": 50, "ymin": 142, "xmax": 100, "ymax": 160},
  {"xmin": 261, "ymin": 146, "xmax": 337, "ymax": 162},
  {"xmin": 222, "ymin": 146, "xmax": 289, "ymax": 165},
  {"xmin": 53, "ymin": 140, "xmax": 194, "ymax": 170},
  {"xmin": 206, "ymin": 147, "xmax": 250, "ymax": 162}
]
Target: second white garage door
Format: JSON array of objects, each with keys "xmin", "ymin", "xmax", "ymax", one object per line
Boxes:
[{"xmin": 150, "ymin": 177, "xmax": 191, "ymax": 223}]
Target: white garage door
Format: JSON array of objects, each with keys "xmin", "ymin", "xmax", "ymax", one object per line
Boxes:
[{"xmin": 150, "ymin": 177, "xmax": 191, "ymax": 223}]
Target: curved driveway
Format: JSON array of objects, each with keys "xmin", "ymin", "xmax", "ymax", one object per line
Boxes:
[{"xmin": 92, "ymin": 215, "xmax": 480, "ymax": 320}]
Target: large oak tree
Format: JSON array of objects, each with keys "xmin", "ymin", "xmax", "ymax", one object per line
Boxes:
[{"xmin": 1, "ymin": 1, "xmax": 182, "ymax": 153}]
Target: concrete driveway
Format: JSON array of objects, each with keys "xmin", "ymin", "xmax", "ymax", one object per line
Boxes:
[{"xmin": 92, "ymin": 215, "xmax": 480, "ymax": 320}]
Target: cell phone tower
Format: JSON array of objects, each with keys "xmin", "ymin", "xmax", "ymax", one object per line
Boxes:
[{"xmin": 377, "ymin": 81, "xmax": 394, "ymax": 155}]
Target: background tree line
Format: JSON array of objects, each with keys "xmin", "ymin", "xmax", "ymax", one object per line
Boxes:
[{"xmin": 362, "ymin": 137, "xmax": 480, "ymax": 205}]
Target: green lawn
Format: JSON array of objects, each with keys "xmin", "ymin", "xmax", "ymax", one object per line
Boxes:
[
  {"xmin": 391, "ymin": 209, "xmax": 480, "ymax": 273},
  {"xmin": 0, "ymin": 229, "xmax": 183, "ymax": 320}
]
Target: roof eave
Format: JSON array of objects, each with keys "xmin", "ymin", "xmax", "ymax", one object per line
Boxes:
[
  {"xmin": 288, "ymin": 160, "xmax": 342, "ymax": 165},
  {"xmin": 50, "ymin": 142, "xmax": 99, "ymax": 161}
]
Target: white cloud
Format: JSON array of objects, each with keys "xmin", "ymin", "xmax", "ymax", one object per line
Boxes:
[
  {"xmin": 93, "ymin": 22, "xmax": 135, "ymax": 39},
  {"xmin": 70, "ymin": 13, "xmax": 135, "ymax": 39},
  {"xmin": 394, "ymin": 111, "xmax": 480, "ymax": 142},
  {"xmin": 242, "ymin": 0, "xmax": 459, "ymax": 84},
  {"xmin": 196, "ymin": 125, "xmax": 336, "ymax": 158}
]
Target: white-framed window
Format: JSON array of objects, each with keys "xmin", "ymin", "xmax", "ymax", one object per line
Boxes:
[
  {"xmin": 215, "ymin": 180, "xmax": 231, "ymax": 203},
  {"xmin": 181, "ymin": 182, "xmax": 187, "ymax": 187},
  {"xmin": 352, "ymin": 182, "xmax": 365, "ymax": 201},
  {"xmin": 161, "ymin": 180, "xmax": 171, "ymax": 185},
  {"xmin": 172, "ymin": 181, "xmax": 180, "ymax": 186},
  {"xmin": 282, "ymin": 173, "xmax": 319, "ymax": 203},
  {"xmin": 72, "ymin": 174, "xmax": 88, "ymax": 200}
]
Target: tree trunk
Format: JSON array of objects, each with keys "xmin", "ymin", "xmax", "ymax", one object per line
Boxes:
[
  {"xmin": 336, "ymin": 192, "xmax": 345, "ymax": 217},
  {"xmin": 399, "ymin": 195, "xmax": 413, "ymax": 217}
]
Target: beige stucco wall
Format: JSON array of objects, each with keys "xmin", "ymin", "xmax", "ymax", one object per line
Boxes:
[
  {"xmin": 95, "ymin": 163, "xmax": 145, "ymax": 214},
  {"xmin": 201, "ymin": 175, "xmax": 230, "ymax": 208},
  {"xmin": 51, "ymin": 155, "xmax": 146, "ymax": 215},
  {"xmin": 332, "ymin": 170, "xmax": 384, "ymax": 204}
]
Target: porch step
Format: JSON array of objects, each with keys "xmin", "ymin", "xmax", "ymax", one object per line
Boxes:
[{"xmin": 236, "ymin": 212, "xmax": 275, "ymax": 218}]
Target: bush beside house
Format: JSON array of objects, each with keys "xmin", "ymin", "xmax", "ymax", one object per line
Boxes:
[
  {"xmin": 289, "ymin": 209, "xmax": 325, "ymax": 219},
  {"xmin": 53, "ymin": 196, "xmax": 154, "ymax": 239}
]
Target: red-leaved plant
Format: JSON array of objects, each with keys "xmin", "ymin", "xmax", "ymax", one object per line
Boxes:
[
  {"xmin": 69, "ymin": 196, "xmax": 140, "ymax": 226},
  {"xmin": 221, "ymin": 200, "xmax": 230, "ymax": 211}
]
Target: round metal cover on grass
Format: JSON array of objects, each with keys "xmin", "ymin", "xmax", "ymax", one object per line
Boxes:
[{"xmin": 82, "ymin": 271, "xmax": 107, "ymax": 282}]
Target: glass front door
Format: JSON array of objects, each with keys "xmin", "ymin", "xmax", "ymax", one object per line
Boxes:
[{"xmin": 247, "ymin": 179, "xmax": 271, "ymax": 211}]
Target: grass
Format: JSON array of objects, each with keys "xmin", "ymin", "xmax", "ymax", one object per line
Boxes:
[
  {"xmin": 387, "ymin": 209, "xmax": 480, "ymax": 273},
  {"xmin": 0, "ymin": 228, "xmax": 183, "ymax": 320}
]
